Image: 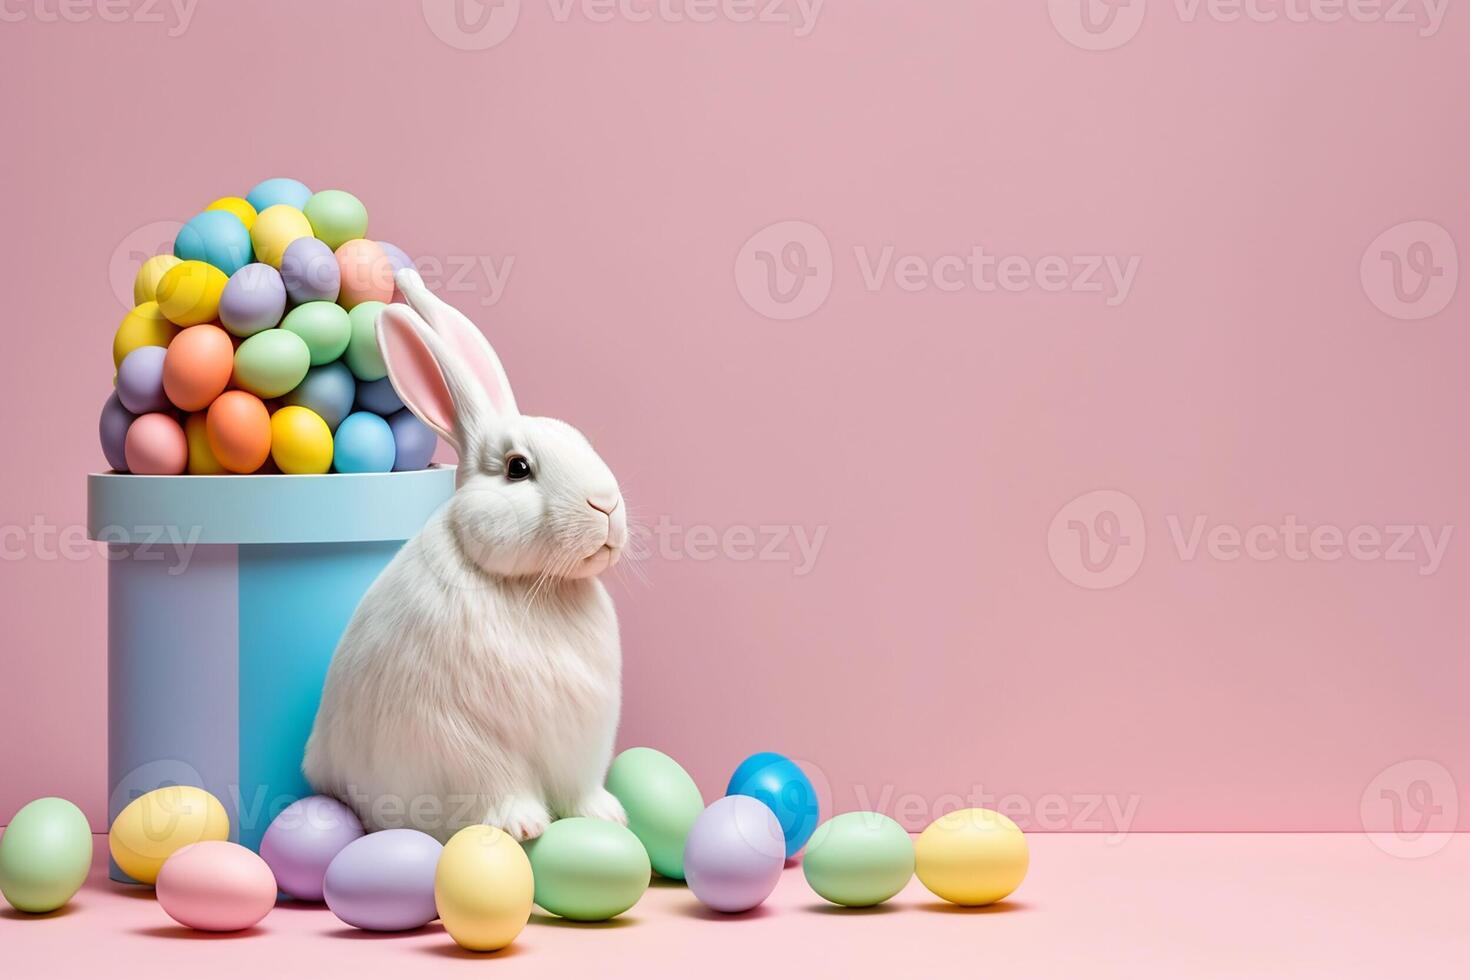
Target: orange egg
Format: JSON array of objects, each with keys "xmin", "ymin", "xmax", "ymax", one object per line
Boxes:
[
  {"xmin": 206, "ymin": 391, "xmax": 271, "ymax": 473},
  {"xmin": 335, "ymin": 239, "xmax": 394, "ymax": 309},
  {"xmin": 163, "ymin": 324, "xmax": 235, "ymax": 411},
  {"xmin": 184, "ymin": 413, "xmax": 225, "ymax": 475}
]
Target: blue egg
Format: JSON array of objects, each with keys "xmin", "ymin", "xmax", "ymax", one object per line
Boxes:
[
  {"xmin": 283, "ymin": 362, "xmax": 357, "ymax": 432},
  {"xmin": 334, "ymin": 412, "xmax": 396, "ymax": 473},
  {"xmin": 246, "ymin": 177, "xmax": 312, "ymax": 213},
  {"xmin": 174, "ymin": 211, "xmax": 254, "ymax": 276},
  {"xmin": 727, "ymin": 752, "xmax": 820, "ymax": 858},
  {"xmin": 388, "ymin": 410, "xmax": 436, "ymax": 471},
  {"xmin": 355, "ymin": 376, "xmax": 404, "ymax": 416}
]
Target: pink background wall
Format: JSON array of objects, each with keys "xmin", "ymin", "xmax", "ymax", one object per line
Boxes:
[{"xmin": 1, "ymin": 2, "xmax": 1465, "ymax": 835}]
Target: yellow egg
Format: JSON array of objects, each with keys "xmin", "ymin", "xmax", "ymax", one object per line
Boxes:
[
  {"xmin": 113, "ymin": 301, "xmax": 179, "ymax": 367},
  {"xmin": 108, "ymin": 785, "xmax": 230, "ymax": 885},
  {"xmin": 434, "ymin": 825, "xmax": 534, "ymax": 952},
  {"xmin": 184, "ymin": 413, "xmax": 226, "ymax": 474},
  {"xmin": 156, "ymin": 260, "xmax": 228, "ymax": 327},
  {"xmin": 205, "ymin": 196, "xmax": 258, "ymax": 231},
  {"xmin": 133, "ymin": 254, "xmax": 182, "ymax": 305},
  {"xmin": 251, "ymin": 204, "xmax": 313, "ymax": 268},
  {"xmin": 270, "ymin": 406, "xmax": 333, "ymax": 474},
  {"xmin": 914, "ymin": 808, "xmax": 1028, "ymax": 906}
]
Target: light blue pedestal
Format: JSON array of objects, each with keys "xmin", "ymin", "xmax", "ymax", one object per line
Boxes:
[{"xmin": 89, "ymin": 469, "xmax": 455, "ymax": 881}]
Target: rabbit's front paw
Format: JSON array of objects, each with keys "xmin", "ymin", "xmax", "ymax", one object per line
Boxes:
[
  {"xmin": 493, "ymin": 797, "xmax": 551, "ymax": 842},
  {"xmin": 568, "ymin": 788, "xmax": 627, "ymax": 825}
]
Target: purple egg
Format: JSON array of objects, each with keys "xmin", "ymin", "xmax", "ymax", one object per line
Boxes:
[
  {"xmin": 683, "ymin": 796, "xmax": 786, "ymax": 913},
  {"xmin": 376, "ymin": 241, "xmax": 415, "ymax": 278},
  {"xmin": 388, "ymin": 410, "xmax": 436, "ymax": 471},
  {"xmin": 260, "ymin": 795, "xmax": 365, "ymax": 902},
  {"xmin": 356, "ymin": 376, "xmax": 403, "ymax": 415},
  {"xmin": 219, "ymin": 263, "xmax": 287, "ymax": 337},
  {"xmin": 99, "ymin": 392, "xmax": 137, "ymax": 471},
  {"xmin": 280, "ymin": 237, "xmax": 341, "ymax": 304},
  {"xmin": 323, "ymin": 829, "xmax": 442, "ymax": 931},
  {"xmin": 116, "ymin": 345, "xmax": 170, "ymax": 414}
]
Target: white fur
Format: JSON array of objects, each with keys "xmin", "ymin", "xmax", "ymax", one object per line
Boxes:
[{"xmin": 303, "ymin": 272, "xmax": 628, "ymax": 841}]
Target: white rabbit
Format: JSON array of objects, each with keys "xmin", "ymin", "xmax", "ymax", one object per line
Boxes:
[{"xmin": 302, "ymin": 269, "xmax": 628, "ymax": 842}]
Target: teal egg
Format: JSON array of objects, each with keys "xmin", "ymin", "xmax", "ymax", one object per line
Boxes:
[
  {"xmin": 333, "ymin": 412, "xmax": 396, "ymax": 473},
  {"xmin": 605, "ymin": 747, "xmax": 705, "ymax": 880},
  {"xmin": 174, "ymin": 211, "xmax": 254, "ymax": 276},
  {"xmin": 343, "ymin": 301, "xmax": 388, "ymax": 381},
  {"xmin": 233, "ymin": 329, "xmax": 311, "ymax": 399},
  {"xmin": 246, "ymin": 177, "xmax": 312, "ymax": 213},
  {"xmin": 303, "ymin": 190, "xmax": 369, "ymax": 251},
  {"xmin": 523, "ymin": 818, "xmax": 650, "ymax": 921},
  {"xmin": 281, "ymin": 301, "xmax": 352, "ymax": 366},
  {"xmin": 801, "ymin": 812, "xmax": 914, "ymax": 907},
  {"xmin": 0, "ymin": 798, "xmax": 93, "ymax": 913}
]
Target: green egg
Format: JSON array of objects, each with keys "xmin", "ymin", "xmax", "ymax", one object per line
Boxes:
[
  {"xmin": 0, "ymin": 797, "xmax": 93, "ymax": 913},
  {"xmin": 604, "ymin": 747, "xmax": 705, "ymax": 880},
  {"xmin": 523, "ymin": 818, "xmax": 650, "ymax": 921},
  {"xmin": 343, "ymin": 301, "xmax": 389, "ymax": 381},
  {"xmin": 234, "ymin": 328, "xmax": 311, "ymax": 398},
  {"xmin": 281, "ymin": 301, "xmax": 352, "ymax": 366},
  {"xmin": 302, "ymin": 189, "xmax": 369, "ymax": 251},
  {"xmin": 802, "ymin": 811, "xmax": 915, "ymax": 907}
]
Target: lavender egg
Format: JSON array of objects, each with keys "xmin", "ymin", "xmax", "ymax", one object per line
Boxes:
[
  {"xmin": 375, "ymin": 241, "xmax": 415, "ymax": 277},
  {"xmin": 219, "ymin": 263, "xmax": 287, "ymax": 337},
  {"xmin": 355, "ymin": 376, "xmax": 403, "ymax": 416},
  {"xmin": 280, "ymin": 237, "xmax": 341, "ymax": 304},
  {"xmin": 100, "ymin": 392, "xmax": 137, "ymax": 471},
  {"xmin": 388, "ymin": 410, "xmax": 436, "ymax": 471},
  {"xmin": 323, "ymin": 829, "xmax": 442, "ymax": 931},
  {"xmin": 683, "ymin": 796, "xmax": 786, "ymax": 914},
  {"xmin": 259, "ymin": 796, "xmax": 365, "ymax": 902},
  {"xmin": 116, "ymin": 345, "xmax": 170, "ymax": 414}
]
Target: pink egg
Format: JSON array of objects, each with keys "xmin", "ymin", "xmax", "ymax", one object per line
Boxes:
[
  {"xmin": 156, "ymin": 840, "xmax": 278, "ymax": 933},
  {"xmin": 335, "ymin": 239, "xmax": 394, "ymax": 309},
  {"xmin": 123, "ymin": 413, "xmax": 187, "ymax": 475}
]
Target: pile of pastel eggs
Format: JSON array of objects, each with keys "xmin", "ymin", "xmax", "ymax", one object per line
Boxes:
[{"xmin": 101, "ymin": 176, "xmax": 437, "ymax": 476}]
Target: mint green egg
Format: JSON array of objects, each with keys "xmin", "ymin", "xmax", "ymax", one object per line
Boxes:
[
  {"xmin": 802, "ymin": 811, "xmax": 914, "ymax": 907},
  {"xmin": 343, "ymin": 301, "xmax": 388, "ymax": 381},
  {"xmin": 302, "ymin": 190, "xmax": 368, "ymax": 251},
  {"xmin": 281, "ymin": 301, "xmax": 351, "ymax": 366},
  {"xmin": 604, "ymin": 747, "xmax": 705, "ymax": 880},
  {"xmin": 523, "ymin": 818, "xmax": 650, "ymax": 921},
  {"xmin": 234, "ymin": 328, "xmax": 311, "ymax": 398},
  {"xmin": 0, "ymin": 797, "xmax": 93, "ymax": 913}
]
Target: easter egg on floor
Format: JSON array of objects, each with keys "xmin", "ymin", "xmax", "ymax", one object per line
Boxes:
[
  {"xmin": 184, "ymin": 413, "xmax": 225, "ymax": 475},
  {"xmin": 304, "ymin": 189, "xmax": 369, "ymax": 251},
  {"xmin": 435, "ymin": 825, "xmax": 533, "ymax": 951},
  {"xmin": 109, "ymin": 785, "xmax": 230, "ymax": 885},
  {"xmin": 99, "ymin": 392, "xmax": 136, "ymax": 471},
  {"xmin": 524, "ymin": 818, "xmax": 650, "ymax": 921},
  {"xmin": 355, "ymin": 376, "xmax": 402, "ymax": 416},
  {"xmin": 116, "ymin": 345, "xmax": 169, "ymax": 414},
  {"xmin": 157, "ymin": 840, "xmax": 277, "ymax": 932},
  {"xmin": 343, "ymin": 300, "xmax": 388, "ymax": 380},
  {"xmin": 271, "ymin": 406, "xmax": 333, "ymax": 474},
  {"xmin": 281, "ymin": 301, "xmax": 351, "ymax": 365},
  {"xmin": 914, "ymin": 808, "xmax": 1028, "ymax": 907},
  {"xmin": 389, "ymin": 410, "xmax": 436, "ymax": 471},
  {"xmin": 205, "ymin": 196, "xmax": 257, "ymax": 230},
  {"xmin": 174, "ymin": 210, "xmax": 254, "ymax": 276},
  {"xmin": 124, "ymin": 413, "xmax": 188, "ymax": 475},
  {"xmin": 283, "ymin": 362, "xmax": 356, "ymax": 431},
  {"xmin": 280, "ymin": 236, "xmax": 341, "ymax": 305},
  {"xmin": 206, "ymin": 391, "xmax": 272, "ymax": 473},
  {"xmin": 163, "ymin": 324, "xmax": 234, "ymax": 411},
  {"xmin": 605, "ymin": 747, "xmax": 705, "ymax": 880},
  {"xmin": 156, "ymin": 260, "xmax": 228, "ymax": 327},
  {"xmin": 251, "ymin": 204, "xmax": 313, "ymax": 269},
  {"xmin": 114, "ymin": 302, "xmax": 178, "ymax": 367},
  {"xmin": 683, "ymin": 796, "xmax": 785, "ymax": 913},
  {"xmin": 219, "ymin": 263, "xmax": 287, "ymax": 337},
  {"xmin": 0, "ymin": 797, "xmax": 93, "ymax": 914},
  {"xmin": 335, "ymin": 239, "xmax": 393, "ymax": 309},
  {"xmin": 133, "ymin": 254, "xmax": 181, "ymax": 305},
  {"xmin": 259, "ymin": 795, "xmax": 364, "ymax": 902},
  {"xmin": 324, "ymin": 829, "xmax": 442, "ymax": 932},
  {"xmin": 726, "ymin": 751, "xmax": 819, "ymax": 858},
  {"xmin": 246, "ymin": 177, "xmax": 312, "ymax": 213},
  {"xmin": 802, "ymin": 812, "xmax": 914, "ymax": 907},
  {"xmin": 333, "ymin": 411, "xmax": 395, "ymax": 473},
  {"xmin": 233, "ymin": 329, "xmax": 311, "ymax": 399}
]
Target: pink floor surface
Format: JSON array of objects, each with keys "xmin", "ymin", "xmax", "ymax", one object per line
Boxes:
[{"xmin": 3, "ymin": 833, "xmax": 1465, "ymax": 978}]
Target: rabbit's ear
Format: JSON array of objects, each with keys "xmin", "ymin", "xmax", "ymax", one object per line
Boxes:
[
  {"xmin": 394, "ymin": 269, "xmax": 519, "ymax": 417},
  {"xmin": 376, "ymin": 302, "xmax": 491, "ymax": 456}
]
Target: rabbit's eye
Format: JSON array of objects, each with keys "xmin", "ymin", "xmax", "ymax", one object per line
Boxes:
[{"xmin": 505, "ymin": 455, "xmax": 532, "ymax": 481}]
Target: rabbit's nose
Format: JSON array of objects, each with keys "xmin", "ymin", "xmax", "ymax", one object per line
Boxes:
[{"xmin": 587, "ymin": 493, "xmax": 620, "ymax": 516}]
